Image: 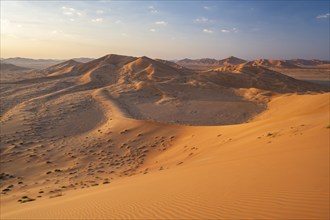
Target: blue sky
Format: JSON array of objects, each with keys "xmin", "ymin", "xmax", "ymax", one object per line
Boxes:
[{"xmin": 1, "ymin": 0, "xmax": 329, "ymax": 60}]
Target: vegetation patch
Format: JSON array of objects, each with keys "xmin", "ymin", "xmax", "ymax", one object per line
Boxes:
[{"xmin": 18, "ymin": 196, "xmax": 36, "ymax": 203}]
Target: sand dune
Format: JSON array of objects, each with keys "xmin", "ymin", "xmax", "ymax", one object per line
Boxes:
[
  {"xmin": 0, "ymin": 54, "xmax": 328, "ymax": 219},
  {"xmin": 218, "ymin": 56, "xmax": 247, "ymax": 66},
  {"xmin": 1, "ymin": 92, "xmax": 328, "ymax": 219},
  {"xmin": 176, "ymin": 56, "xmax": 246, "ymax": 70},
  {"xmin": 209, "ymin": 63, "xmax": 323, "ymax": 93},
  {"xmin": 176, "ymin": 57, "xmax": 330, "ymax": 72},
  {"xmin": 249, "ymin": 59, "xmax": 300, "ymax": 68}
]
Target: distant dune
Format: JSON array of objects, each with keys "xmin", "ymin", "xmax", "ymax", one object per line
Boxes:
[
  {"xmin": 218, "ymin": 56, "xmax": 247, "ymax": 66},
  {"xmin": 177, "ymin": 56, "xmax": 246, "ymax": 70},
  {"xmin": 3, "ymin": 54, "xmax": 324, "ymax": 125},
  {"xmin": 0, "ymin": 63, "xmax": 31, "ymax": 72},
  {"xmin": 176, "ymin": 57, "xmax": 330, "ymax": 71},
  {"xmin": 0, "ymin": 53, "xmax": 329, "ymax": 219},
  {"xmin": 1, "ymin": 57, "xmax": 94, "ymax": 70},
  {"xmin": 249, "ymin": 59, "xmax": 300, "ymax": 68}
]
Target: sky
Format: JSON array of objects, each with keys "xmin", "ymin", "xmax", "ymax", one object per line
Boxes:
[{"xmin": 1, "ymin": 0, "xmax": 329, "ymax": 60}]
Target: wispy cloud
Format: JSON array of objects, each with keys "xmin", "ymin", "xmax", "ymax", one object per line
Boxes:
[
  {"xmin": 155, "ymin": 21, "xmax": 168, "ymax": 26},
  {"xmin": 61, "ymin": 6, "xmax": 82, "ymax": 17},
  {"xmin": 0, "ymin": 19, "xmax": 10, "ymax": 28},
  {"xmin": 51, "ymin": 30, "xmax": 61, "ymax": 35},
  {"xmin": 203, "ymin": 28, "xmax": 214, "ymax": 34},
  {"xmin": 148, "ymin": 6, "xmax": 158, "ymax": 14},
  {"xmin": 316, "ymin": 13, "xmax": 330, "ymax": 19},
  {"xmin": 91, "ymin": 18, "xmax": 103, "ymax": 23},
  {"xmin": 96, "ymin": 10, "xmax": 104, "ymax": 14},
  {"xmin": 203, "ymin": 6, "xmax": 210, "ymax": 10},
  {"xmin": 195, "ymin": 16, "xmax": 211, "ymax": 23},
  {"xmin": 50, "ymin": 30, "xmax": 75, "ymax": 39},
  {"xmin": 149, "ymin": 28, "xmax": 156, "ymax": 32},
  {"xmin": 221, "ymin": 27, "xmax": 238, "ymax": 33}
]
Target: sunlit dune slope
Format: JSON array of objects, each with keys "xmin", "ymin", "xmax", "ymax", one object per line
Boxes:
[{"xmin": 1, "ymin": 92, "xmax": 328, "ymax": 219}]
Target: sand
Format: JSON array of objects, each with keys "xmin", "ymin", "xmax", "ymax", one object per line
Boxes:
[{"xmin": 0, "ymin": 54, "xmax": 329, "ymax": 219}]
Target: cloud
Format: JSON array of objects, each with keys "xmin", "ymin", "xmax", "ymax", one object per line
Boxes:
[
  {"xmin": 221, "ymin": 27, "xmax": 238, "ymax": 33},
  {"xmin": 149, "ymin": 28, "xmax": 156, "ymax": 32},
  {"xmin": 203, "ymin": 6, "xmax": 210, "ymax": 10},
  {"xmin": 0, "ymin": 19, "xmax": 10, "ymax": 25},
  {"xmin": 203, "ymin": 28, "xmax": 214, "ymax": 34},
  {"xmin": 115, "ymin": 20, "xmax": 121, "ymax": 24},
  {"xmin": 61, "ymin": 6, "xmax": 83, "ymax": 17},
  {"xmin": 155, "ymin": 21, "xmax": 167, "ymax": 26},
  {"xmin": 316, "ymin": 13, "xmax": 330, "ymax": 19},
  {"xmin": 50, "ymin": 30, "xmax": 75, "ymax": 39},
  {"xmin": 195, "ymin": 16, "xmax": 210, "ymax": 23},
  {"xmin": 51, "ymin": 30, "xmax": 61, "ymax": 35},
  {"xmin": 96, "ymin": 10, "xmax": 104, "ymax": 14},
  {"xmin": 148, "ymin": 6, "xmax": 158, "ymax": 14},
  {"xmin": 91, "ymin": 18, "xmax": 103, "ymax": 23}
]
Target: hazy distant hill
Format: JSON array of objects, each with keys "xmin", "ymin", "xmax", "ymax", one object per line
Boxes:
[
  {"xmin": 0, "ymin": 63, "xmax": 31, "ymax": 72},
  {"xmin": 1, "ymin": 57, "xmax": 94, "ymax": 69},
  {"xmin": 176, "ymin": 56, "xmax": 247, "ymax": 70},
  {"xmin": 249, "ymin": 59, "xmax": 300, "ymax": 68},
  {"xmin": 249, "ymin": 58, "xmax": 330, "ymax": 68},
  {"xmin": 176, "ymin": 56, "xmax": 330, "ymax": 70},
  {"xmin": 289, "ymin": 59, "xmax": 330, "ymax": 66}
]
